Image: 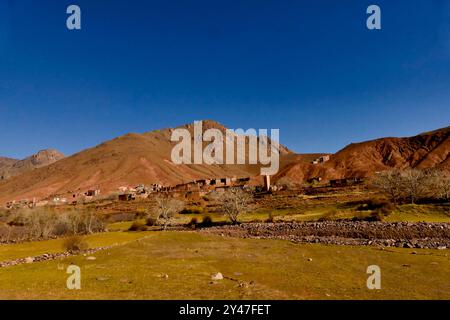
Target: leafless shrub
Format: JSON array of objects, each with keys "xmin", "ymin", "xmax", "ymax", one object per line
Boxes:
[
  {"xmin": 401, "ymin": 169, "xmax": 430, "ymax": 204},
  {"xmin": 373, "ymin": 170, "xmax": 403, "ymax": 203},
  {"xmin": 151, "ymin": 197, "xmax": 184, "ymax": 230},
  {"xmin": 60, "ymin": 210, "xmax": 105, "ymax": 235},
  {"xmin": 81, "ymin": 209, "xmax": 105, "ymax": 234},
  {"xmin": 7, "ymin": 208, "xmax": 57, "ymax": 240},
  {"xmin": 5, "ymin": 208, "xmax": 105, "ymax": 241},
  {"xmin": 216, "ymin": 188, "xmax": 252, "ymax": 224},
  {"xmin": 374, "ymin": 168, "xmax": 449, "ymax": 204},
  {"xmin": 427, "ymin": 169, "xmax": 450, "ymax": 201},
  {"xmin": 6, "ymin": 211, "xmax": 28, "ymax": 227}
]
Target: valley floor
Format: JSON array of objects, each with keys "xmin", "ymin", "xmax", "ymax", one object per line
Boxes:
[{"xmin": 0, "ymin": 231, "xmax": 449, "ymax": 299}]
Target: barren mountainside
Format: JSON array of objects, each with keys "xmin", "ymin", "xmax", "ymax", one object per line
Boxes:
[
  {"xmin": 0, "ymin": 149, "xmax": 65, "ymax": 180},
  {"xmin": 0, "ymin": 157, "xmax": 18, "ymax": 172},
  {"xmin": 274, "ymin": 126, "xmax": 450, "ymax": 183},
  {"xmin": 0, "ymin": 121, "xmax": 291, "ymax": 203},
  {"xmin": 0, "ymin": 122, "xmax": 448, "ymax": 204}
]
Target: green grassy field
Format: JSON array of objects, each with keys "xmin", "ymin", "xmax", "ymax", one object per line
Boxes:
[
  {"xmin": 385, "ymin": 204, "xmax": 450, "ymax": 222},
  {"xmin": 0, "ymin": 231, "xmax": 448, "ymax": 299}
]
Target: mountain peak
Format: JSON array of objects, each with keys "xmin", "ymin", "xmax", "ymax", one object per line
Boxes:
[{"xmin": 0, "ymin": 149, "xmax": 65, "ymax": 181}]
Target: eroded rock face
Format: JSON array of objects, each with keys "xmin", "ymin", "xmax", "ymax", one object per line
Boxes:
[{"xmin": 201, "ymin": 221, "xmax": 450, "ymax": 249}]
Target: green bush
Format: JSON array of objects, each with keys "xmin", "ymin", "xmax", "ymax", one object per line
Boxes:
[
  {"xmin": 318, "ymin": 209, "xmax": 339, "ymax": 222},
  {"xmin": 180, "ymin": 206, "xmax": 204, "ymax": 214},
  {"xmin": 200, "ymin": 215, "xmax": 213, "ymax": 227},
  {"xmin": 146, "ymin": 216, "xmax": 158, "ymax": 226},
  {"xmin": 135, "ymin": 208, "xmax": 147, "ymax": 218},
  {"xmin": 187, "ymin": 217, "xmax": 198, "ymax": 229},
  {"xmin": 128, "ymin": 221, "xmax": 147, "ymax": 231},
  {"xmin": 357, "ymin": 198, "xmax": 395, "ymax": 221},
  {"xmin": 63, "ymin": 236, "xmax": 88, "ymax": 253},
  {"xmin": 265, "ymin": 213, "xmax": 274, "ymax": 223}
]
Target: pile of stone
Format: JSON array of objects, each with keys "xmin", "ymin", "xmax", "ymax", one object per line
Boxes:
[
  {"xmin": 0, "ymin": 246, "xmax": 112, "ymax": 268},
  {"xmin": 201, "ymin": 221, "xmax": 450, "ymax": 249}
]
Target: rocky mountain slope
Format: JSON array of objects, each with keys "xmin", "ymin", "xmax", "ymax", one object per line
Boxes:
[
  {"xmin": 274, "ymin": 126, "xmax": 450, "ymax": 184},
  {"xmin": 0, "ymin": 121, "xmax": 291, "ymax": 203},
  {"xmin": 0, "ymin": 149, "xmax": 64, "ymax": 180},
  {"xmin": 0, "ymin": 122, "xmax": 448, "ymax": 204}
]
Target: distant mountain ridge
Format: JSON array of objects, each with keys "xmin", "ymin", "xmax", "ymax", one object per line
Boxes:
[
  {"xmin": 0, "ymin": 120, "xmax": 292, "ymax": 203},
  {"xmin": 0, "ymin": 122, "xmax": 448, "ymax": 204},
  {"xmin": 0, "ymin": 157, "xmax": 18, "ymax": 171},
  {"xmin": 0, "ymin": 149, "xmax": 65, "ymax": 180},
  {"xmin": 274, "ymin": 126, "xmax": 450, "ymax": 183}
]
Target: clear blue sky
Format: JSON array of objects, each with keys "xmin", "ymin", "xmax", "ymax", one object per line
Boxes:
[{"xmin": 0, "ymin": 0, "xmax": 449, "ymax": 159}]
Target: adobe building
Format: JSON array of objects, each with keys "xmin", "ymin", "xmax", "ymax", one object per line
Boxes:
[{"xmin": 86, "ymin": 189, "xmax": 101, "ymax": 197}]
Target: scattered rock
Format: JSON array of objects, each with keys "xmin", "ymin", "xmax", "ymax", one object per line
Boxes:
[
  {"xmin": 24, "ymin": 257, "xmax": 34, "ymax": 264},
  {"xmin": 1, "ymin": 245, "xmax": 115, "ymax": 269},
  {"xmin": 96, "ymin": 276, "xmax": 109, "ymax": 281},
  {"xmin": 402, "ymin": 264, "xmax": 411, "ymax": 267},
  {"xmin": 211, "ymin": 272, "xmax": 224, "ymax": 280},
  {"xmin": 86, "ymin": 256, "xmax": 96, "ymax": 260},
  {"xmin": 200, "ymin": 221, "xmax": 450, "ymax": 249},
  {"xmin": 307, "ymin": 258, "xmax": 313, "ymax": 262}
]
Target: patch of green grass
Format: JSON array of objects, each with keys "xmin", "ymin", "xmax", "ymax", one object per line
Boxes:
[
  {"xmin": 0, "ymin": 231, "xmax": 448, "ymax": 299},
  {"xmin": 107, "ymin": 220, "xmax": 142, "ymax": 231},
  {"xmin": 384, "ymin": 204, "xmax": 450, "ymax": 222},
  {"xmin": 108, "ymin": 203, "xmax": 450, "ymax": 227}
]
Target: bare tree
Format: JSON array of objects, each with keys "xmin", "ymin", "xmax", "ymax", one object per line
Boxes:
[
  {"xmin": 374, "ymin": 168, "xmax": 450, "ymax": 203},
  {"xmin": 217, "ymin": 188, "xmax": 252, "ymax": 224},
  {"xmin": 373, "ymin": 170, "xmax": 403, "ymax": 203},
  {"xmin": 152, "ymin": 197, "xmax": 184, "ymax": 230},
  {"xmin": 10, "ymin": 208, "xmax": 58, "ymax": 240},
  {"xmin": 401, "ymin": 169, "xmax": 429, "ymax": 204},
  {"xmin": 81, "ymin": 209, "xmax": 104, "ymax": 234},
  {"xmin": 66, "ymin": 211, "xmax": 83, "ymax": 235},
  {"xmin": 428, "ymin": 169, "xmax": 450, "ymax": 201}
]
